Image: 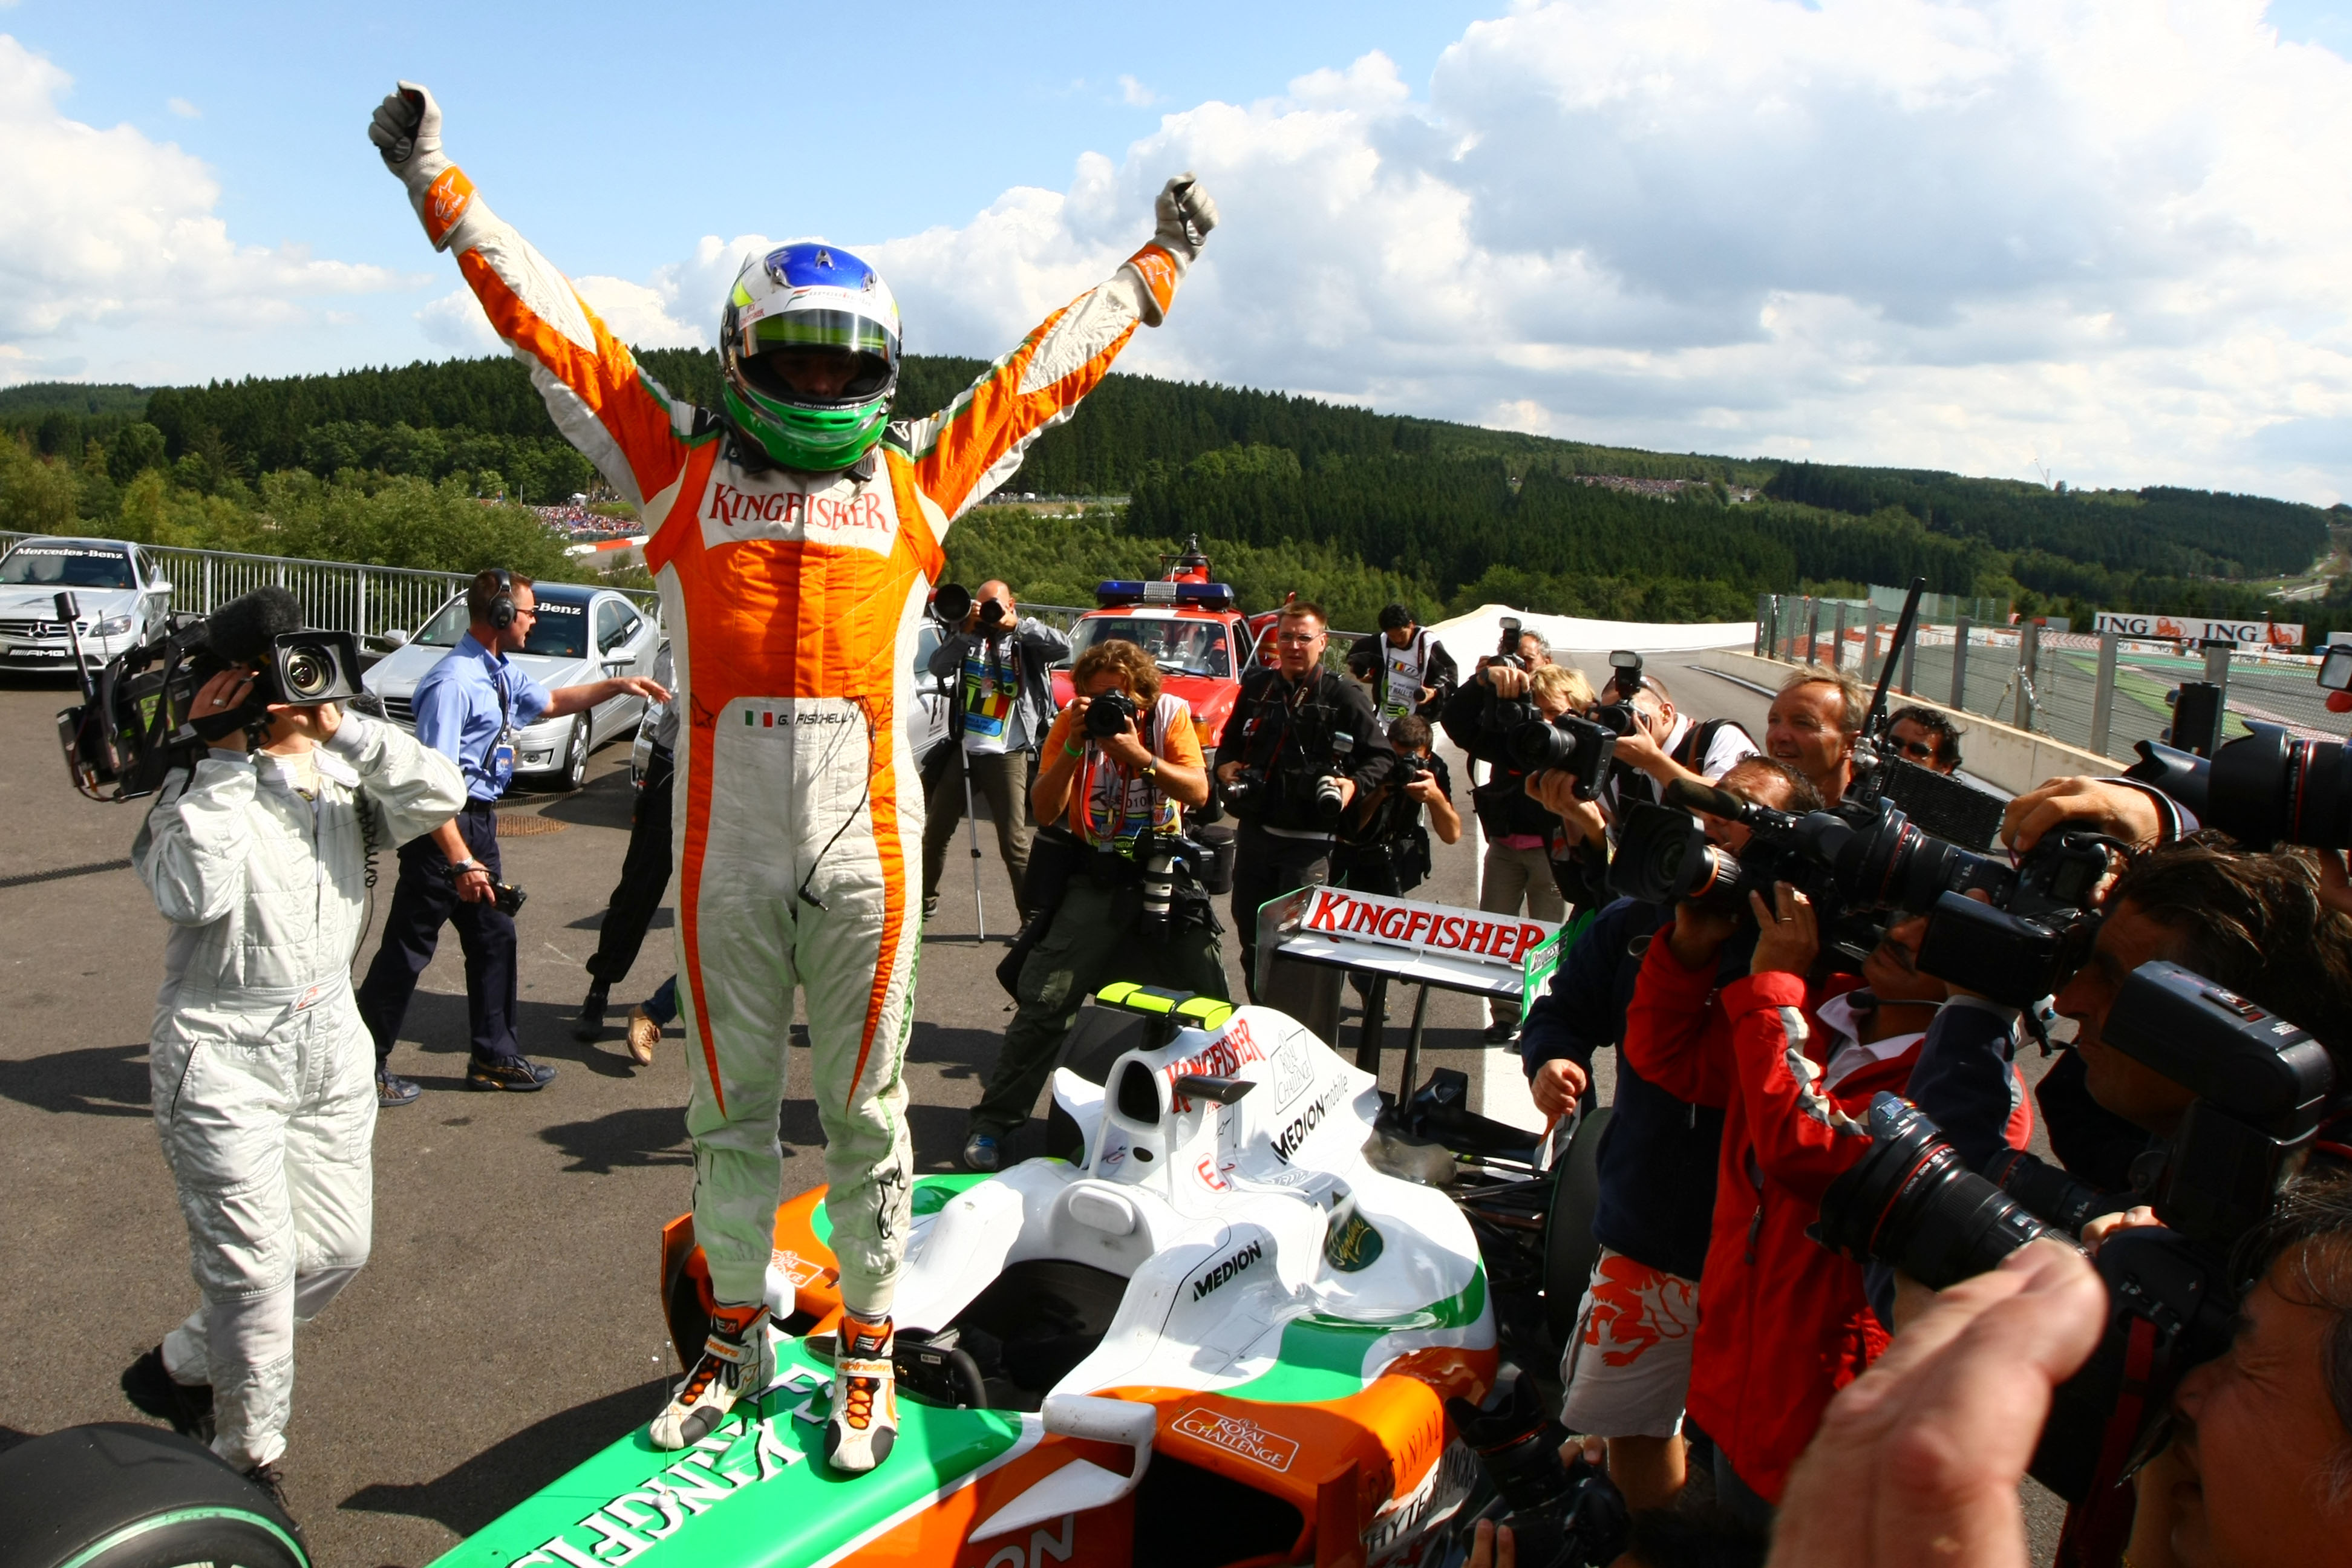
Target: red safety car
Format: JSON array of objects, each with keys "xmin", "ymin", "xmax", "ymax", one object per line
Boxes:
[{"xmin": 1050, "ymin": 541, "xmax": 1279, "ymax": 768}]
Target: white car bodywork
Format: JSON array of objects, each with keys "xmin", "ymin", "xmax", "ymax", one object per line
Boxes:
[
  {"xmin": 893, "ymin": 1001, "xmax": 1490, "ymax": 1419},
  {"xmin": 0, "ymin": 537, "xmax": 174, "ymax": 673},
  {"xmin": 362, "ymin": 584, "xmax": 660, "ymax": 789}
]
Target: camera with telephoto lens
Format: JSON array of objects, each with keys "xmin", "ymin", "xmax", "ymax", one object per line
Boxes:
[
  {"xmin": 57, "ymin": 585, "xmax": 364, "ymax": 803},
  {"xmin": 1590, "ymin": 648, "xmax": 1645, "ymax": 737},
  {"xmin": 1444, "ymin": 1367, "xmax": 1629, "ymax": 1568},
  {"xmin": 1492, "ymin": 615, "xmax": 1528, "ymax": 671},
  {"xmin": 1084, "ymin": 687, "xmax": 1139, "ymax": 740},
  {"xmin": 2126, "ymin": 725, "xmax": 2352, "ymax": 852},
  {"xmin": 2110, "ymin": 647, "xmax": 2352, "ymax": 852},
  {"xmin": 1218, "ymin": 762, "xmax": 1346, "ymax": 829},
  {"xmin": 1607, "ymin": 799, "xmax": 1809, "ymax": 918},
  {"xmin": 1508, "ymin": 713, "xmax": 1619, "ymax": 800},
  {"xmin": 1813, "ymin": 959, "xmax": 2334, "ymax": 1506},
  {"xmin": 1653, "ymin": 778, "xmax": 2111, "ymax": 1005},
  {"xmin": 929, "ymin": 582, "xmax": 972, "ymax": 626}
]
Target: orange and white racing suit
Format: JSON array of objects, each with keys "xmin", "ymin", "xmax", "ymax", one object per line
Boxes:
[{"xmin": 403, "ymin": 168, "xmax": 1190, "ymax": 1318}]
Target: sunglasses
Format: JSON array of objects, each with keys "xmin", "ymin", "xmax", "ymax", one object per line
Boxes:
[{"xmin": 1891, "ymin": 737, "xmax": 1937, "ymax": 760}]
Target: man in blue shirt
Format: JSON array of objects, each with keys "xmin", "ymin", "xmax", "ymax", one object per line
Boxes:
[{"xmin": 358, "ymin": 569, "xmax": 667, "ymax": 1103}]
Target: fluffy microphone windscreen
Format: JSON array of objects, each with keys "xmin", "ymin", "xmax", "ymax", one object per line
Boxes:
[{"xmin": 206, "ymin": 586, "xmax": 305, "ymax": 664}]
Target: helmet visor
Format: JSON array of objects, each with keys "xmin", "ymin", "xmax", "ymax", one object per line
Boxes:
[{"xmin": 735, "ymin": 310, "xmax": 898, "ymax": 403}]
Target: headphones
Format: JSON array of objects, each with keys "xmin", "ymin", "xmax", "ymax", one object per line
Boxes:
[{"xmin": 484, "ymin": 569, "xmax": 517, "ymax": 630}]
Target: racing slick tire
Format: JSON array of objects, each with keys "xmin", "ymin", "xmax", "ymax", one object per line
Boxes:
[
  {"xmin": 0, "ymin": 1422, "xmax": 308, "ymax": 1568},
  {"xmin": 1541, "ymin": 1105, "xmax": 1613, "ymax": 1352}
]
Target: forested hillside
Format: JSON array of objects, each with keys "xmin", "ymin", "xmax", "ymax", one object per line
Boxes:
[{"xmin": 2, "ymin": 348, "xmax": 2343, "ymax": 635}]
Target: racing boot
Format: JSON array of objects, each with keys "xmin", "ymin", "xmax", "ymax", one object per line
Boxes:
[
  {"xmin": 649, "ymin": 1302, "xmax": 774, "ymax": 1449},
  {"xmin": 824, "ymin": 1314, "xmax": 898, "ymax": 1473},
  {"xmin": 121, "ymin": 1345, "xmax": 214, "ymax": 1442},
  {"xmin": 625, "ymin": 1005, "xmax": 660, "ymax": 1067}
]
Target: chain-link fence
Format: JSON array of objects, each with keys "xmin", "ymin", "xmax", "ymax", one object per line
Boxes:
[{"xmin": 1755, "ymin": 592, "xmax": 2345, "ymax": 766}]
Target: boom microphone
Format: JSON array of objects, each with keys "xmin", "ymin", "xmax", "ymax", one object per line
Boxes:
[
  {"xmin": 1664, "ymin": 777, "xmax": 1750, "ymax": 820},
  {"xmin": 206, "ymin": 586, "xmax": 305, "ymax": 665}
]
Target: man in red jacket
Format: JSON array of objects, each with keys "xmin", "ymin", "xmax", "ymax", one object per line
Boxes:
[{"xmin": 1621, "ymin": 872, "xmax": 2025, "ymax": 1521}]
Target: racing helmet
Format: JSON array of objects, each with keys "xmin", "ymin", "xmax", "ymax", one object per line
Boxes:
[{"xmin": 719, "ymin": 242, "xmax": 901, "ymax": 472}]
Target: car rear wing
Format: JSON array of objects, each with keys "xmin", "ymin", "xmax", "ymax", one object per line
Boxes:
[{"xmin": 1254, "ymin": 886, "xmax": 1564, "ymax": 1085}]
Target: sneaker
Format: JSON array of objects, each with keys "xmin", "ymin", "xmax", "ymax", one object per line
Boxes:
[
  {"xmin": 241, "ymin": 1460, "xmax": 298, "ymax": 1527},
  {"xmin": 573, "ymin": 981, "xmax": 610, "ymax": 1042},
  {"xmin": 650, "ymin": 1303, "xmax": 774, "ymax": 1449},
  {"xmin": 921, "ymin": 895, "xmax": 939, "ymax": 920},
  {"xmin": 961, "ymin": 1132, "xmax": 1001, "ymax": 1173},
  {"xmin": 626, "ymin": 1005, "xmax": 660, "ymax": 1067},
  {"xmin": 121, "ymin": 1345, "xmax": 213, "ymax": 1442},
  {"xmin": 466, "ymin": 1056, "xmax": 557, "ymax": 1092},
  {"xmin": 1482, "ymin": 1017, "xmax": 1521, "ymax": 1045},
  {"xmin": 825, "ymin": 1315, "xmax": 898, "ymax": 1473},
  {"xmin": 376, "ymin": 1072, "xmax": 420, "ymax": 1108}
]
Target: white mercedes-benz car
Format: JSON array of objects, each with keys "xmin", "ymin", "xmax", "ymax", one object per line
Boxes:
[
  {"xmin": 0, "ymin": 536, "xmax": 175, "ymax": 674},
  {"xmin": 363, "ymin": 581, "xmax": 661, "ymax": 790}
]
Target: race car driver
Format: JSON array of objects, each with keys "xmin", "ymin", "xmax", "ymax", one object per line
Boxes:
[
  {"xmin": 122, "ymin": 594, "xmax": 465, "ymax": 1509},
  {"xmin": 369, "ymin": 81, "xmax": 1216, "ymax": 1472}
]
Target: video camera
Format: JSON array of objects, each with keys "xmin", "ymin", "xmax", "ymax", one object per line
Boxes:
[
  {"xmin": 1814, "ymin": 959, "xmax": 2334, "ymax": 1507},
  {"xmin": 1612, "ymin": 776, "xmax": 2112, "ymax": 1004},
  {"xmin": 56, "ymin": 586, "xmax": 364, "ymax": 802}
]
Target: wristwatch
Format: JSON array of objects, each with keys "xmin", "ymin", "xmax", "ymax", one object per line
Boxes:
[
  {"xmin": 1137, "ymin": 760, "xmax": 1159, "ymax": 780},
  {"xmin": 447, "ymin": 858, "xmax": 486, "ymax": 879}
]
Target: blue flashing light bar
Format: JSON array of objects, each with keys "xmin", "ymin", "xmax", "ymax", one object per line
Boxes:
[{"xmin": 1095, "ymin": 580, "xmax": 1236, "ymax": 610}]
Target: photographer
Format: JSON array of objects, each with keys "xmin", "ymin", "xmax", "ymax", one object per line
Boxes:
[
  {"xmin": 1331, "ymin": 714, "xmax": 1462, "ymax": 897},
  {"xmin": 119, "ymin": 602, "xmax": 466, "ymax": 1512},
  {"xmin": 2048, "ymin": 838, "xmax": 2352, "ymax": 1163},
  {"xmin": 1443, "ymin": 657, "xmax": 1595, "ymax": 1040},
  {"xmin": 1773, "ymin": 1169, "xmax": 2352, "ymax": 1568},
  {"xmin": 356, "ymin": 569, "xmax": 667, "ymax": 1102},
  {"xmin": 576, "ymin": 642, "xmax": 676, "ymax": 1057},
  {"xmin": 1766, "ymin": 665, "xmax": 1864, "ymax": 808},
  {"xmin": 1530, "ymin": 757, "xmax": 1812, "ymax": 1513},
  {"xmin": 962, "ymin": 638, "xmax": 1221, "ymax": 1172},
  {"xmin": 1597, "ymin": 662, "xmax": 1760, "ymax": 822},
  {"xmin": 1346, "ymin": 602, "xmax": 1458, "ymax": 728},
  {"xmin": 1621, "ymin": 871, "xmax": 2028, "ymax": 1522},
  {"xmin": 920, "ymin": 580, "xmax": 1071, "ymax": 921},
  {"xmin": 1217, "ymin": 600, "xmax": 1396, "ymax": 1001},
  {"xmin": 1885, "ymin": 704, "xmax": 1963, "ymax": 776}
]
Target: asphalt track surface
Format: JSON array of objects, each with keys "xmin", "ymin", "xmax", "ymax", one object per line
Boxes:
[{"xmin": 0, "ymin": 649, "xmax": 2063, "ymax": 1565}]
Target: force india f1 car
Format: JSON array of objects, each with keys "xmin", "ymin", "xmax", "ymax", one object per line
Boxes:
[{"xmin": 0, "ymin": 888, "xmax": 1622, "ymax": 1568}]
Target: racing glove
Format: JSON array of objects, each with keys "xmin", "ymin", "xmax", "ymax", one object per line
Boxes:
[
  {"xmin": 1153, "ymin": 173, "xmax": 1220, "ymax": 263},
  {"xmin": 368, "ymin": 80, "xmax": 472, "ymax": 252},
  {"xmin": 1128, "ymin": 173, "xmax": 1219, "ymax": 327}
]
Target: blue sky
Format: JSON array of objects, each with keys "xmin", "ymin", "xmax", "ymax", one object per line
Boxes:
[
  {"xmin": 5, "ymin": 1, "xmax": 2352, "ymax": 501},
  {"xmin": 2, "ymin": 1, "xmax": 1492, "ymax": 310}
]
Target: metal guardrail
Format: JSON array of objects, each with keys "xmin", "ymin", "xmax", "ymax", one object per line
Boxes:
[
  {"xmin": 0, "ymin": 531, "xmax": 659, "ymax": 641},
  {"xmin": 1755, "ymin": 590, "xmax": 2346, "ymax": 766}
]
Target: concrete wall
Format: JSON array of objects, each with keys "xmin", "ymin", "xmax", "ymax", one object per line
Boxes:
[{"xmin": 1694, "ymin": 648, "xmax": 2128, "ymax": 797}]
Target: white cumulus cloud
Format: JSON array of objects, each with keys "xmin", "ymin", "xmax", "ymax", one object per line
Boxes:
[
  {"xmin": 0, "ymin": 34, "xmax": 407, "ymax": 384},
  {"xmin": 610, "ymin": 1, "xmax": 2352, "ymax": 502}
]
